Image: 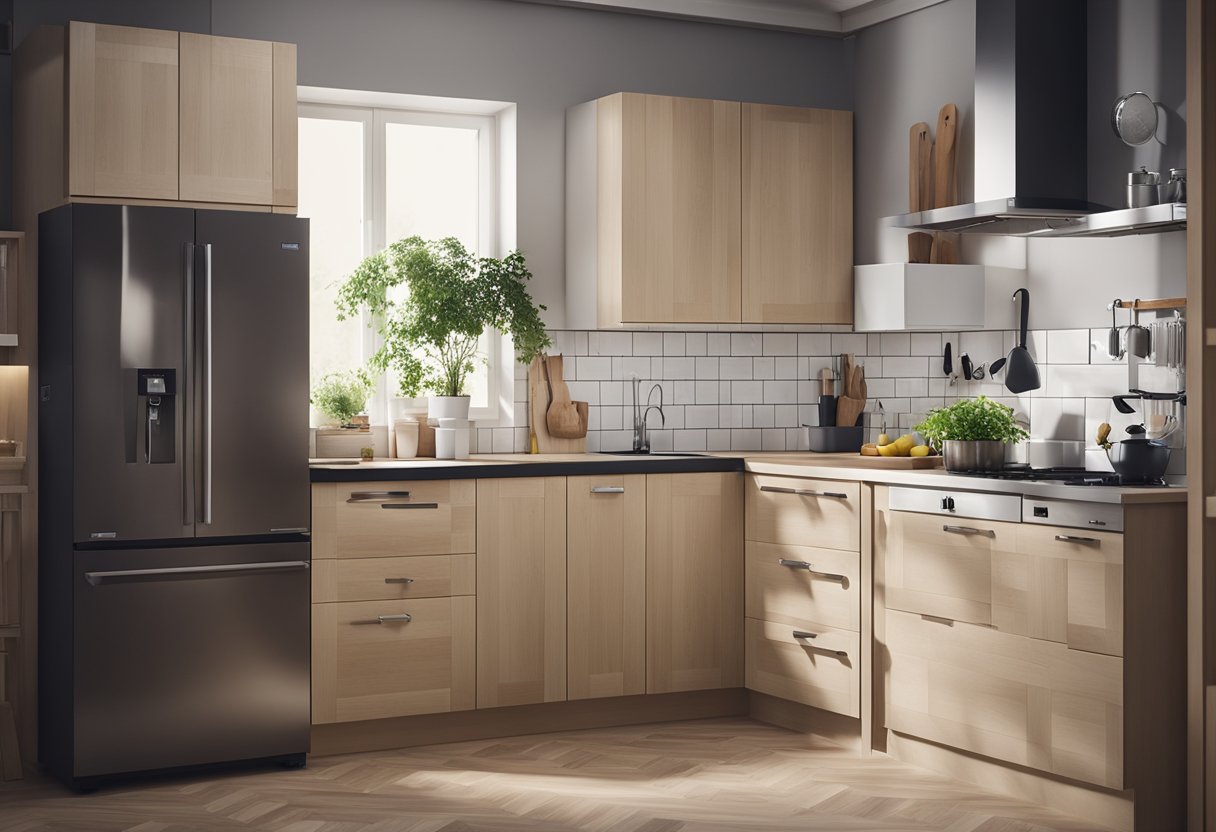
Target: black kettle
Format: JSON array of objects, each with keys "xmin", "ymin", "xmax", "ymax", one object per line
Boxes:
[{"xmin": 1105, "ymin": 425, "xmax": 1171, "ymax": 482}]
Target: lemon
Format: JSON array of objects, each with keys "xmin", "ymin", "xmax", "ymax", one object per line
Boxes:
[
  {"xmin": 909, "ymin": 445, "xmax": 931, "ymax": 457},
  {"xmin": 877, "ymin": 433, "xmax": 892, "ymax": 447}
]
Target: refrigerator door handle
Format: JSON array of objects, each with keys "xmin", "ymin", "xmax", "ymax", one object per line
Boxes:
[
  {"xmin": 202, "ymin": 243, "xmax": 213, "ymax": 526},
  {"xmin": 84, "ymin": 560, "xmax": 309, "ymax": 586},
  {"xmin": 183, "ymin": 243, "xmax": 196, "ymax": 527}
]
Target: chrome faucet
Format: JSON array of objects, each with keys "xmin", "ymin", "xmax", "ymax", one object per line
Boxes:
[{"xmin": 632, "ymin": 376, "xmax": 665, "ymax": 453}]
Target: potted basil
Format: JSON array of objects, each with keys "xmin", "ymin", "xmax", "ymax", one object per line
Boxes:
[
  {"xmin": 915, "ymin": 396, "xmax": 1028, "ymax": 472},
  {"xmin": 336, "ymin": 237, "xmax": 550, "ymax": 422}
]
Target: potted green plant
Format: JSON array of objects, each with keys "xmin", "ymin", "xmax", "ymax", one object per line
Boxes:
[
  {"xmin": 336, "ymin": 236, "xmax": 551, "ymax": 421},
  {"xmin": 915, "ymin": 396, "xmax": 1029, "ymax": 472},
  {"xmin": 310, "ymin": 370, "xmax": 372, "ymax": 428}
]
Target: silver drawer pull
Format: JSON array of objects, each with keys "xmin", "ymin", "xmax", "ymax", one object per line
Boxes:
[
  {"xmin": 383, "ymin": 577, "xmax": 415, "ymax": 584},
  {"xmin": 1088, "ymin": 520, "xmax": 1107, "ymax": 526},
  {"xmin": 348, "ymin": 491, "xmax": 411, "ymax": 503},
  {"xmin": 590, "ymin": 486, "xmax": 626, "ymax": 494},
  {"xmin": 1054, "ymin": 534, "xmax": 1099, "ymax": 544},
  {"xmin": 791, "ymin": 630, "xmax": 848, "ymax": 658},
  {"xmin": 942, "ymin": 524, "xmax": 995, "ymax": 537},
  {"xmin": 381, "ymin": 502, "xmax": 439, "ymax": 510},
  {"xmin": 760, "ymin": 485, "xmax": 848, "ymax": 500},
  {"xmin": 85, "ymin": 560, "xmax": 308, "ymax": 585},
  {"xmin": 351, "ymin": 613, "xmax": 413, "ymax": 625},
  {"xmin": 777, "ymin": 559, "xmax": 849, "ymax": 586}
]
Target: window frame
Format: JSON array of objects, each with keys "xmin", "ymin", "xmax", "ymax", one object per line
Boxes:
[{"xmin": 299, "ymin": 98, "xmax": 504, "ymax": 424}]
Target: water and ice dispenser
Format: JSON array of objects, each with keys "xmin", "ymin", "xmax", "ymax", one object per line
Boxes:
[{"xmin": 136, "ymin": 369, "xmax": 176, "ymax": 464}]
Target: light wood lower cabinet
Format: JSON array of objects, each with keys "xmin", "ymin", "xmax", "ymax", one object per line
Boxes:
[
  {"xmin": 746, "ymin": 617, "xmax": 860, "ymax": 717},
  {"xmin": 745, "ymin": 540, "xmax": 859, "ymax": 632},
  {"xmin": 312, "ymin": 595, "xmax": 475, "ymax": 724},
  {"xmin": 567, "ymin": 475, "xmax": 647, "ymax": 700},
  {"xmin": 746, "ymin": 474, "xmax": 860, "ymax": 552},
  {"xmin": 647, "ymin": 472, "xmax": 744, "ymax": 693},
  {"xmin": 325, "ymin": 480, "xmax": 477, "ymax": 558},
  {"xmin": 885, "ymin": 608, "xmax": 1123, "ymax": 789},
  {"xmin": 313, "ymin": 554, "xmax": 475, "ymax": 603},
  {"xmin": 476, "ymin": 478, "xmax": 567, "ymax": 708}
]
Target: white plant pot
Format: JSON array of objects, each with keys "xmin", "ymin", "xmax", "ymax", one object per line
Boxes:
[
  {"xmin": 389, "ymin": 396, "xmax": 428, "ymax": 422},
  {"xmin": 393, "ymin": 419, "xmax": 420, "ymax": 459},
  {"xmin": 428, "ymin": 396, "xmax": 471, "ymax": 422}
]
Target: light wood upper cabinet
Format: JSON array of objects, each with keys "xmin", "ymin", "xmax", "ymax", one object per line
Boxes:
[
  {"xmin": 567, "ymin": 93, "xmax": 851, "ymax": 328},
  {"xmin": 68, "ymin": 22, "xmax": 180, "ymax": 200},
  {"xmin": 596, "ymin": 93, "xmax": 742, "ymax": 326},
  {"xmin": 567, "ymin": 475, "xmax": 647, "ymax": 700},
  {"xmin": 179, "ymin": 33, "xmax": 276, "ymax": 205},
  {"xmin": 646, "ymin": 472, "xmax": 744, "ymax": 694},
  {"xmin": 476, "ymin": 478, "xmax": 567, "ymax": 708},
  {"xmin": 742, "ymin": 103, "xmax": 853, "ymax": 324}
]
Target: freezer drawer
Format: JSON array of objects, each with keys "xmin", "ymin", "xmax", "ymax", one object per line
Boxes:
[{"xmin": 72, "ymin": 542, "xmax": 310, "ymax": 777}]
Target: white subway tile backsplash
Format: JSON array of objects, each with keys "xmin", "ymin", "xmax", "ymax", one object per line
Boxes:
[
  {"xmin": 882, "ymin": 356, "xmax": 929, "ymax": 378},
  {"xmin": 798, "ymin": 333, "xmax": 832, "ymax": 356},
  {"xmin": 1029, "ymin": 397, "xmax": 1085, "ymax": 440},
  {"xmin": 731, "ymin": 428, "xmax": 762, "ymax": 451},
  {"xmin": 1046, "ymin": 329, "xmax": 1090, "ymax": 364},
  {"xmin": 705, "ymin": 429, "xmax": 731, "ymax": 449},
  {"xmin": 880, "ymin": 333, "xmax": 911, "ymax": 356},
  {"xmin": 674, "ymin": 379, "xmax": 696, "ymax": 404},
  {"xmin": 707, "ymin": 333, "xmax": 731, "ymax": 355},
  {"xmin": 764, "ymin": 380, "xmax": 797, "ymax": 404},
  {"xmin": 909, "ymin": 332, "xmax": 942, "ymax": 356},
  {"xmin": 589, "ymin": 331, "xmax": 632, "ymax": 356},
  {"xmin": 576, "ymin": 356, "xmax": 612, "ymax": 380},
  {"xmin": 895, "ymin": 377, "xmax": 928, "ymax": 398},
  {"xmin": 695, "ymin": 380, "xmax": 719, "ymax": 405},
  {"xmin": 633, "ymin": 332, "xmax": 664, "ymax": 356},
  {"xmin": 960, "ymin": 331, "xmax": 1004, "ymax": 364},
  {"xmin": 663, "ymin": 332, "xmax": 686, "ymax": 356},
  {"xmin": 662, "ymin": 357, "xmax": 695, "ymax": 379},
  {"xmin": 674, "ymin": 430, "xmax": 708, "ymax": 451},
  {"xmin": 685, "ymin": 332, "xmax": 707, "ymax": 356},
  {"xmin": 832, "ymin": 333, "xmax": 868, "ymax": 355},
  {"xmin": 684, "ymin": 405, "xmax": 718, "ymax": 429},
  {"xmin": 613, "ymin": 356, "xmax": 652, "ymax": 380},
  {"xmin": 695, "ymin": 357, "xmax": 719, "ymax": 379},
  {"xmin": 719, "ymin": 357, "xmax": 753, "ymax": 380},
  {"xmin": 763, "ymin": 333, "xmax": 797, "ymax": 355},
  {"xmin": 775, "ymin": 404, "xmax": 798, "ymax": 426},
  {"xmin": 752, "ymin": 404, "xmax": 775, "ymax": 427},
  {"xmin": 753, "ymin": 357, "xmax": 775, "ymax": 380},
  {"xmin": 732, "ymin": 333, "xmax": 764, "ymax": 356},
  {"xmin": 731, "ymin": 380, "xmax": 763, "ymax": 403},
  {"xmin": 775, "ymin": 357, "xmax": 799, "ymax": 379},
  {"xmin": 761, "ymin": 428, "xmax": 786, "ymax": 451},
  {"xmin": 719, "ymin": 404, "xmax": 745, "ymax": 428}
]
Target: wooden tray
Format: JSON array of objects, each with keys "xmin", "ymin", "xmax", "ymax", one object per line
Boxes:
[{"xmin": 848, "ymin": 454, "xmax": 943, "ymax": 469}]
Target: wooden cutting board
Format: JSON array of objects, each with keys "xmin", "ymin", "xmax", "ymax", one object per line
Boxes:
[
  {"xmin": 528, "ymin": 355, "xmax": 586, "ymax": 454},
  {"xmin": 908, "ymin": 121, "xmax": 934, "ymax": 263},
  {"xmin": 933, "ymin": 103, "xmax": 958, "ymax": 209},
  {"xmin": 851, "ymin": 454, "xmax": 944, "ymax": 469}
]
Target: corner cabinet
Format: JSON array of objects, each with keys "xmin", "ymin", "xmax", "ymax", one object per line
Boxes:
[
  {"xmin": 27, "ymin": 21, "xmax": 297, "ymax": 211},
  {"xmin": 566, "ymin": 93, "xmax": 852, "ymax": 329}
]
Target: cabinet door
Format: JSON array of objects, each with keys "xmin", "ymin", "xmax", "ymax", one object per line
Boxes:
[
  {"xmin": 179, "ymin": 33, "xmax": 274, "ymax": 204},
  {"xmin": 477, "ymin": 478, "xmax": 567, "ymax": 708},
  {"xmin": 567, "ymin": 475, "xmax": 647, "ymax": 700},
  {"xmin": 742, "ymin": 104, "xmax": 853, "ymax": 324},
  {"xmin": 68, "ymin": 22, "xmax": 179, "ymax": 200},
  {"xmin": 608, "ymin": 94, "xmax": 741, "ymax": 325},
  {"xmin": 312, "ymin": 596, "xmax": 475, "ymax": 724},
  {"xmin": 646, "ymin": 473, "xmax": 744, "ymax": 693}
]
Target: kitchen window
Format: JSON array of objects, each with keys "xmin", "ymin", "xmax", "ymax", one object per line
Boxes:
[{"xmin": 298, "ymin": 91, "xmax": 513, "ymax": 425}]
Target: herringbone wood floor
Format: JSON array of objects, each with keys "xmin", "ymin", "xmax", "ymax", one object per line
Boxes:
[{"xmin": 0, "ymin": 718, "xmax": 1114, "ymax": 832}]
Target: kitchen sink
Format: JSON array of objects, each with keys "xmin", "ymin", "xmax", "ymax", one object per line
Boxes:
[{"xmin": 595, "ymin": 450, "xmax": 707, "ymax": 457}]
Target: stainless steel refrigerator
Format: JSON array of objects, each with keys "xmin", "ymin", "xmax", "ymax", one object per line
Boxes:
[{"xmin": 38, "ymin": 204, "xmax": 311, "ymax": 788}]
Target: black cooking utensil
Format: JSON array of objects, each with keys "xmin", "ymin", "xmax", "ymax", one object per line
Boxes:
[
  {"xmin": 943, "ymin": 342, "xmax": 953, "ymax": 376},
  {"xmin": 990, "ymin": 356, "xmax": 1006, "ymax": 375},
  {"xmin": 961, "ymin": 353, "xmax": 974, "ymax": 381},
  {"xmin": 1005, "ymin": 288, "xmax": 1041, "ymax": 393}
]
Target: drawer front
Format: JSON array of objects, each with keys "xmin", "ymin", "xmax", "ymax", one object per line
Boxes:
[
  {"xmin": 333, "ymin": 480, "xmax": 476, "ymax": 558},
  {"xmin": 313, "ymin": 554, "xmax": 475, "ymax": 603},
  {"xmin": 312, "ymin": 596, "xmax": 475, "ymax": 724},
  {"xmin": 885, "ymin": 608, "xmax": 1123, "ymax": 789},
  {"xmin": 746, "ymin": 617, "xmax": 859, "ymax": 718},
  {"xmin": 745, "ymin": 541, "xmax": 859, "ymax": 632},
  {"xmin": 1002, "ymin": 525, "xmax": 1124, "ymax": 656},
  {"xmin": 746, "ymin": 475, "xmax": 860, "ymax": 551},
  {"xmin": 883, "ymin": 509, "xmax": 1019, "ymax": 626}
]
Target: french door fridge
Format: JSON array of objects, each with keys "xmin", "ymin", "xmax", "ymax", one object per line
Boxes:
[{"xmin": 38, "ymin": 204, "xmax": 311, "ymax": 786}]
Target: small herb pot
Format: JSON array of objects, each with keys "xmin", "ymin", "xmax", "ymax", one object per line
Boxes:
[{"xmin": 942, "ymin": 440, "xmax": 1006, "ymax": 472}]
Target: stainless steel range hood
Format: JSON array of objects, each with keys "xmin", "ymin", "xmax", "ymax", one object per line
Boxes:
[{"xmin": 888, "ymin": 0, "xmax": 1123, "ymax": 237}]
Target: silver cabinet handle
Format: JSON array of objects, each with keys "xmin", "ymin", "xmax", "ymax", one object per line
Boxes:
[
  {"xmin": 348, "ymin": 491, "xmax": 412, "ymax": 503},
  {"xmin": 1088, "ymin": 519, "xmax": 1108, "ymax": 526},
  {"xmin": 351, "ymin": 613, "xmax": 413, "ymax": 625},
  {"xmin": 85, "ymin": 560, "xmax": 308, "ymax": 586},
  {"xmin": 383, "ymin": 577, "xmax": 415, "ymax": 584},
  {"xmin": 777, "ymin": 558, "xmax": 848, "ymax": 585},
  {"xmin": 202, "ymin": 243, "xmax": 213, "ymax": 526},
  {"xmin": 791, "ymin": 630, "xmax": 848, "ymax": 657},
  {"xmin": 1054, "ymin": 534, "xmax": 1100, "ymax": 544},
  {"xmin": 760, "ymin": 485, "xmax": 848, "ymax": 499},
  {"xmin": 590, "ymin": 486, "xmax": 625, "ymax": 494},
  {"xmin": 942, "ymin": 525, "xmax": 995, "ymax": 537},
  {"xmin": 381, "ymin": 502, "xmax": 439, "ymax": 510},
  {"xmin": 182, "ymin": 243, "xmax": 195, "ymax": 527}
]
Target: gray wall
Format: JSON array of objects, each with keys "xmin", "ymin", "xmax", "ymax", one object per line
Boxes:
[
  {"xmin": 14, "ymin": 0, "xmax": 856, "ymax": 327},
  {"xmin": 853, "ymin": 0, "xmax": 1187, "ymax": 331}
]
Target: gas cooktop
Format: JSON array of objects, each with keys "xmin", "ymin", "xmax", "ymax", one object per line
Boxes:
[{"xmin": 954, "ymin": 465, "xmax": 1168, "ymax": 487}]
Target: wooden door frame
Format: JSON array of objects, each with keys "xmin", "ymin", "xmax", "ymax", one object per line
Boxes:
[{"xmin": 1185, "ymin": 0, "xmax": 1216, "ymax": 829}]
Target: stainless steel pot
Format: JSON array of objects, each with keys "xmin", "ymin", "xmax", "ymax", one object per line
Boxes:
[
  {"xmin": 942, "ymin": 440, "xmax": 1007, "ymax": 472},
  {"xmin": 1127, "ymin": 167, "xmax": 1160, "ymax": 208}
]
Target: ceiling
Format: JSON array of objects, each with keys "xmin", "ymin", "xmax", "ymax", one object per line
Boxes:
[{"xmin": 507, "ymin": 0, "xmax": 948, "ymax": 34}]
